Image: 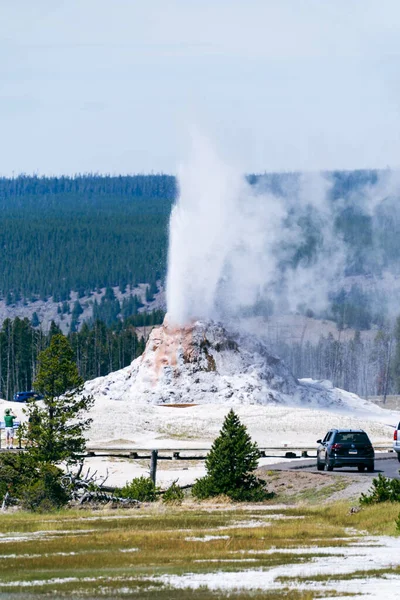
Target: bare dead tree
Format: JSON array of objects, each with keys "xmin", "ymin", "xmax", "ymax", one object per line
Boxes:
[{"xmin": 61, "ymin": 462, "xmax": 140, "ymax": 506}]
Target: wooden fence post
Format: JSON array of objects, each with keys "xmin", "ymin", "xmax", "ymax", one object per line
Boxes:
[{"xmin": 150, "ymin": 450, "xmax": 158, "ymax": 485}]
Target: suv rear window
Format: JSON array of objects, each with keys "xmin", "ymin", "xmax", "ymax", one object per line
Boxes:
[{"xmin": 334, "ymin": 432, "xmax": 370, "ymax": 444}]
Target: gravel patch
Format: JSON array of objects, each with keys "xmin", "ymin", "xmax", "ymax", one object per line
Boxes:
[{"xmin": 257, "ymin": 468, "xmax": 373, "ymax": 504}]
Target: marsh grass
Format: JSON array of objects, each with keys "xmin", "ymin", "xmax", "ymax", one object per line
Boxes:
[
  {"xmin": 269, "ymin": 479, "xmax": 349, "ymax": 505},
  {"xmin": 0, "ymin": 501, "xmax": 396, "ymax": 598},
  {"xmin": 0, "ymin": 580, "xmax": 325, "ymax": 600},
  {"xmin": 278, "ymin": 565, "xmax": 400, "ymax": 584},
  {"xmin": 0, "ymin": 507, "xmax": 237, "ymax": 533},
  {"xmin": 299, "ymin": 501, "xmax": 400, "ymax": 536}
]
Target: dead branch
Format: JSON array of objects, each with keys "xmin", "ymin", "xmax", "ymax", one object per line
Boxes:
[
  {"xmin": 61, "ymin": 464, "xmax": 138, "ymax": 506},
  {"xmin": 1, "ymin": 492, "xmax": 9, "ymax": 511}
]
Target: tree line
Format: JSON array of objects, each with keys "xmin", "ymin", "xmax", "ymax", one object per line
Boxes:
[
  {"xmin": 270, "ymin": 320, "xmax": 400, "ymax": 400},
  {"xmin": 3, "ymin": 309, "xmax": 400, "ymax": 402},
  {"xmin": 0, "ymin": 310, "xmax": 164, "ymax": 401},
  {"xmin": 0, "ymin": 174, "xmax": 176, "ymax": 200},
  {"xmin": 0, "ymin": 174, "xmax": 174, "ymax": 301}
]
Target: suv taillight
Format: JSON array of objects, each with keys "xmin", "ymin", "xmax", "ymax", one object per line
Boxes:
[
  {"xmin": 331, "ymin": 443, "xmax": 342, "ymax": 450},
  {"xmin": 395, "ymin": 430, "xmax": 398, "ymax": 441}
]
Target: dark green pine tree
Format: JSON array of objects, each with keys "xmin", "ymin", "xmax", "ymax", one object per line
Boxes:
[
  {"xmin": 48, "ymin": 321, "xmax": 63, "ymax": 339},
  {"xmin": 145, "ymin": 285, "xmax": 153, "ymax": 303},
  {"xmin": 31, "ymin": 312, "xmax": 40, "ymax": 328},
  {"xmin": 392, "ymin": 316, "xmax": 400, "ymax": 393},
  {"xmin": 70, "ymin": 300, "xmax": 84, "ymax": 332},
  {"xmin": 5, "ymin": 292, "xmax": 13, "ymax": 306},
  {"xmin": 23, "ymin": 334, "xmax": 93, "ymax": 465},
  {"xmin": 192, "ymin": 409, "xmax": 270, "ymax": 501}
]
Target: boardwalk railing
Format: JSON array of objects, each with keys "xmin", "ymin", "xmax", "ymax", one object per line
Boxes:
[{"xmin": 82, "ymin": 444, "xmax": 394, "ymax": 460}]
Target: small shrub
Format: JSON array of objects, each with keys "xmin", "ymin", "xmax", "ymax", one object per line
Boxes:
[
  {"xmin": 0, "ymin": 461, "xmax": 20, "ymax": 501},
  {"xmin": 192, "ymin": 473, "xmax": 271, "ymax": 502},
  {"xmin": 0, "ymin": 452, "xmax": 46, "ymax": 504},
  {"xmin": 192, "ymin": 475, "xmax": 220, "ymax": 500},
  {"xmin": 162, "ymin": 481, "xmax": 184, "ymax": 504},
  {"xmin": 360, "ymin": 473, "xmax": 400, "ymax": 505},
  {"xmin": 117, "ymin": 476, "xmax": 158, "ymax": 502},
  {"xmin": 21, "ymin": 464, "xmax": 69, "ymax": 512}
]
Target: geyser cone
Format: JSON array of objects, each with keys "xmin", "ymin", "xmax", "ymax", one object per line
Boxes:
[{"xmin": 85, "ymin": 315, "xmax": 307, "ymax": 405}]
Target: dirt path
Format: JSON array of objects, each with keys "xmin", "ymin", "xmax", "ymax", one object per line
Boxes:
[{"xmin": 257, "ymin": 467, "xmax": 373, "ymax": 504}]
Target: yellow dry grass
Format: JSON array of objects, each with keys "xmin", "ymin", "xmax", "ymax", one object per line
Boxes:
[{"xmin": 0, "ymin": 500, "xmax": 396, "ymax": 598}]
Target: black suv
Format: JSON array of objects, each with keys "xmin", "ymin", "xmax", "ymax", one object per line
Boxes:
[{"xmin": 317, "ymin": 429, "xmax": 374, "ymax": 472}]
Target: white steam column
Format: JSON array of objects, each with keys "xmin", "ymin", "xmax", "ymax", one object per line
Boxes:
[
  {"xmin": 166, "ymin": 136, "xmax": 244, "ymax": 325},
  {"xmin": 166, "ymin": 134, "xmax": 343, "ymax": 327}
]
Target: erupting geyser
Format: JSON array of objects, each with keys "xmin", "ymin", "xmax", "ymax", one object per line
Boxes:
[
  {"xmin": 85, "ymin": 136, "xmax": 362, "ymax": 409},
  {"xmin": 166, "ymin": 136, "xmax": 243, "ymax": 325},
  {"xmin": 166, "ymin": 134, "xmax": 347, "ymax": 328},
  {"xmin": 166, "ymin": 134, "xmax": 286, "ymax": 326},
  {"xmin": 90, "ymin": 135, "xmax": 338, "ymax": 407}
]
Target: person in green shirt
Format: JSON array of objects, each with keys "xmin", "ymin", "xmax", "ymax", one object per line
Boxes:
[{"xmin": 4, "ymin": 408, "xmax": 16, "ymax": 449}]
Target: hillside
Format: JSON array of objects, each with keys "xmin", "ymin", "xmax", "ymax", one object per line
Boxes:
[
  {"xmin": 0, "ymin": 170, "xmax": 399, "ymax": 333},
  {"xmin": 0, "ymin": 283, "xmax": 165, "ymax": 335},
  {"xmin": 0, "ymin": 174, "xmax": 175, "ymax": 301}
]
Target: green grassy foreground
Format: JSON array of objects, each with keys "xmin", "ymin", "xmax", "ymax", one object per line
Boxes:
[{"xmin": 0, "ymin": 500, "xmax": 398, "ymax": 599}]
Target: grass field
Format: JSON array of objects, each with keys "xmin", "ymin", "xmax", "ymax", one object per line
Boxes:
[{"xmin": 0, "ymin": 500, "xmax": 399, "ymax": 598}]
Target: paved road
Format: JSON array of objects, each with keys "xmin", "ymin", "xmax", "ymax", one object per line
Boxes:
[{"xmin": 270, "ymin": 452, "xmax": 400, "ymax": 479}]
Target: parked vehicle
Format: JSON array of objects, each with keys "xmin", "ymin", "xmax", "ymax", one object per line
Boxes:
[
  {"xmin": 13, "ymin": 391, "xmax": 43, "ymax": 403},
  {"xmin": 317, "ymin": 428, "xmax": 374, "ymax": 472},
  {"xmin": 392, "ymin": 423, "xmax": 400, "ymax": 462}
]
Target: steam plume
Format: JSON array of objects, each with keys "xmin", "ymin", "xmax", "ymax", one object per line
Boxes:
[{"xmin": 166, "ymin": 134, "xmax": 400, "ymax": 327}]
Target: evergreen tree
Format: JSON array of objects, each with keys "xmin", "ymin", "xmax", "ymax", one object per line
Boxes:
[
  {"xmin": 146, "ymin": 281, "xmax": 158, "ymax": 303},
  {"xmin": 23, "ymin": 334, "xmax": 93, "ymax": 465},
  {"xmin": 48, "ymin": 321, "xmax": 63, "ymax": 339},
  {"xmin": 192, "ymin": 409, "xmax": 269, "ymax": 501},
  {"xmin": 121, "ymin": 294, "xmax": 143, "ymax": 318},
  {"xmin": 93, "ymin": 294, "xmax": 121, "ymax": 326},
  {"xmin": 372, "ymin": 329, "xmax": 392, "ymax": 401},
  {"xmin": 0, "ymin": 310, "xmax": 159, "ymax": 400},
  {"xmin": 70, "ymin": 300, "xmax": 84, "ymax": 332},
  {"xmin": 62, "ymin": 301, "xmax": 70, "ymax": 314},
  {"xmin": 104, "ymin": 287, "xmax": 115, "ymax": 302},
  {"xmin": 392, "ymin": 316, "xmax": 400, "ymax": 393},
  {"xmin": 31, "ymin": 312, "xmax": 40, "ymax": 328}
]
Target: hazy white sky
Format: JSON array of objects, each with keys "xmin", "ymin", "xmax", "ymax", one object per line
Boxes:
[{"xmin": 2, "ymin": 0, "xmax": 400, "ymax": 175}]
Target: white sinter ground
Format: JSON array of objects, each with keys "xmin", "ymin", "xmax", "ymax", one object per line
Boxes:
[{"xmin": 152, "ymin": 534, "xmax": 400, "ymax": 598}]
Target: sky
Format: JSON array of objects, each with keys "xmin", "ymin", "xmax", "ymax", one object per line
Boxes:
[{"xmin": 2, "ymin": 0, "xmax": 400, "ymax": 175}]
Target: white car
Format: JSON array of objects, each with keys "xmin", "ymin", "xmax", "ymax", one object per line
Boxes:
[{"xmin": 393, "ymin": 424, "xmax": 400, "ymax": 462}]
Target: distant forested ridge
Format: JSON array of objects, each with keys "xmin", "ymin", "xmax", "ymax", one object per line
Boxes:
[
  {"xmin": 0, "ymin": 174, "xmax": 176, "ymax": 301},
  {"xmin": 0, "ymin": 170, "xmax": 399, "ymax": 331}
]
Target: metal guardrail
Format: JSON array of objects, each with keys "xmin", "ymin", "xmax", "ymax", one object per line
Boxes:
[
  {"xmin": 82, "ymin": 444, "xmax": 394, "ymax": 461},
  {"xmin": 0, "ymin": 439, "xmax": 393, "ymax": 456}
]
